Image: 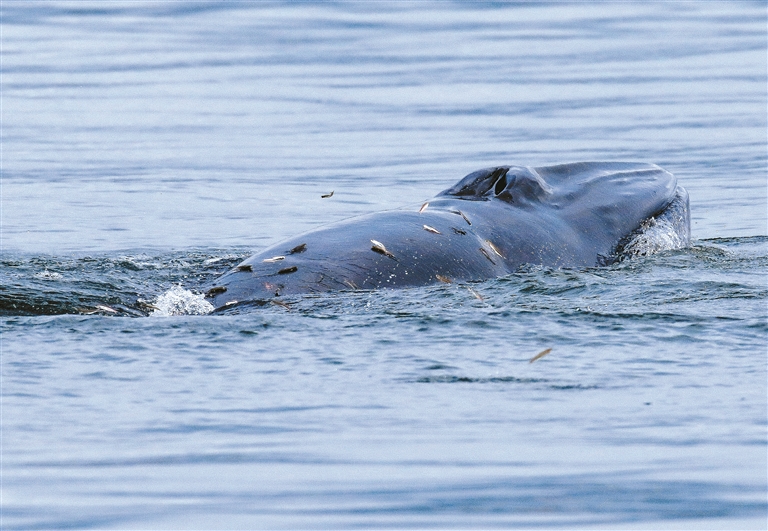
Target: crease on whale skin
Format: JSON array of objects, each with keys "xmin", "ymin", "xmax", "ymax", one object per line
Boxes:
[{"xmin": 203, "ymin": 161, "xmax": 690, "ymax": 310}]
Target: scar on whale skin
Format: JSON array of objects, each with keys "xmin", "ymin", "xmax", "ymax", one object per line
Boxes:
[
  {"xmin": 485, "ymin": 240, "xmax": 504, "ymax": 258},
  {"xmin": 479, "ymin": 247, "xmax": 496, "ymax": 265}
]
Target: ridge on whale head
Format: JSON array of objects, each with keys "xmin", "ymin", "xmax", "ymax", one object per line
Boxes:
[
  {"xmin": 204, "ymin": 161, "xmax": 690, "ymax": 310},
  {"xmin": 443, "ymin": 165, "xmax": 554, "ymax": 204}
]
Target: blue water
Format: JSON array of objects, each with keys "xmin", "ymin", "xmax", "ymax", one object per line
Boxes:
[{"xmin": 2, "ymin": 2, "xmax": 767, "ymax": 529}]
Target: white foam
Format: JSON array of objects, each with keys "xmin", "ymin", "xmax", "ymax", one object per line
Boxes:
[
  {"xmin": 150, "ymin": 286, "xmax": 214, "ymax": 316},
  {"xmin": 620, "ymin": 216, "xmax": 687, "ymax": 258},
  {"xmin": 34, "ymin": 270, "xmax": 63, "ymax": 281}
]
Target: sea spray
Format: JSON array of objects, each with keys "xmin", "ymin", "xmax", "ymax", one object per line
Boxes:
[{"xmin": 151, "ymin": 285, "xmax": 214, "ymax": 316}]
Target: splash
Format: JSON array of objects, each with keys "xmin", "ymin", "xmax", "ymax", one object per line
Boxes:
[
  {"xmin": 617, "ymin": 188, "xmax": 690, "ymax": 259},
  {"xmin": 150, "ymin": 286, "xmax": 214, "ymax": 316},
  {"xmin": 620, "ymin": 216, "xmax": 687, "ymax": 258},
  {"xmin": 34, "ymin": 270, "xmax": 63, "ymax": 281}
]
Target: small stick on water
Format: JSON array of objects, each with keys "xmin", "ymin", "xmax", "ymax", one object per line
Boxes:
[
  {"xmin": 423, "ymin": 225, "xmax": 441, "ymax": 234},
  {"xmin": 136, "ymin": 300, "xmax": 160, "ymax": 311},
  {"xmin": 321, "ymin": 191, "xmax": 334, "ymax": 198},
  {"xmin": 263, "ymin": 256, "xmax": 285, "ymax": 263},
  {"xmin": 466, "ymin": 286, "xmax": 483, "ymax": 301},
  {"xmin": 419, "ymin": 202, "xmax": 429, "ymax": 213},
  {"xmin": 435, "ymin": 274, "xmax": 452, "ymax": 284},
  {"xmin": 80, "ymin": 305, "xmax": 119, "ymax": 315},
  {"xmin": 270, "ymin": 300, "xmax": 291, "ymax": 310},
  {"xmin": 529, "ymin": 348, "xmax": 552, "ymax": 364}
]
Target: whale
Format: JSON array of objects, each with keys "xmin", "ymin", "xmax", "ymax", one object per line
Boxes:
[{"xmin": 204, "ymin": 161, "xmax": 690, "ymax": 310}]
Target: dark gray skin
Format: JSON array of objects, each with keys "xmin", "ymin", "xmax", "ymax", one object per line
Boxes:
[{"xmin": 204, "ymin": 162, "xmax": 690, "ymax": 310}]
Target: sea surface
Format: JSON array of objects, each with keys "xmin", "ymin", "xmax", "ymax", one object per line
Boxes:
[{"xmin": 1, "ymin": 1, "xmax": 767, "ymax": 529}]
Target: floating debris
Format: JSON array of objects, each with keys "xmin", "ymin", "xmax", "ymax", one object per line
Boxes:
[
  {"xmin": 224, "ymin": 300, "xmax": 239, "ymax": 307},
  {"xmin": 80, "ymin": 304, "xmax": 120, "ymax": 315},
  {"xmin": 479, "ymin": 247, "xmax": 496, "ymax": 265},
  {"xmin": 321, "ymin": 191, "xmax": 334, "ymax": 198},
  {"xmin": 289, "ymin": 243, "xmax": 307, "ymax": 254},
  {"xmin": 435, "ymin": 274, "xmax": 452, "ymax": 284},
  {"xmin": 486, "ymin": 240, "xmax": 504, "ymax": 258},
  {"xmin": 263, "ymin": 256, "xmax": 285, "ymax": 263},
  {"xmin": 419, "ymin": 202, "xmax": 429, "ymax": 213},
  {"xmin": 136, "ymin": 300, "xmax": 160, "ymax": 312},
  {"xmin": 452, "ymin": 227, "xmax": 467, "ymax": 235},
  {"xmin": 270, "ymin": 300, "xmax": 291, "ymax": 310},
  {"xmin": 236, "ymin": 264, "xmax": 253, "ymax": 272},
  {"xmin": 370, "ymin": 239, "xmax": 396, "ymax": 259},
  {"xmin": 466, "ymin": 286, "xmax": 483, "ymax": 301},
  {"xmin": 278, "ymin": 266, "xmax": 298, "ymax": 275},
  {"xmin": 205, "ymin": 286, "xmax": 227, "ymax": 297},
  {"xmin": 529, "ymin": 348, "xmax": 553, "ymax": 364},
  {"xmin": 423, "ymin": 224, "xmax": 441, "ymax": 234},
  {"xmin": 343, "ymin": 279, "xmax": 359, "ymax": 290}
]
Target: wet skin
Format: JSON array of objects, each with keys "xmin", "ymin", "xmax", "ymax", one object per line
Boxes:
[{"xmin": 204, "ymin": 162, "xmax": 690, "ymax": 309}]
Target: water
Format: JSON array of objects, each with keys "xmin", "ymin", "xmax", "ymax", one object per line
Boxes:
[{"xmin": 2, "ymin": 1, "xmax": 767, "ymax": 529}]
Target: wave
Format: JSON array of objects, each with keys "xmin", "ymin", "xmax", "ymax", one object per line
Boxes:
[
  {"xmin": 0, "ymin": 251, "xmax": 244, "ymax": 317},
  {"xmin": 1, "ymin": 237, "xmax": 764, "ymax": 317}
]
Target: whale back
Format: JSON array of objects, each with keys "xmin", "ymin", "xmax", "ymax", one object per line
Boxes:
[{"xmin": 204, "ymin": 161, "xmax": 687, "ymax": 310}]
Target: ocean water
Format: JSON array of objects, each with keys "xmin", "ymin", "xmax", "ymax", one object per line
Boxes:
[{"xmin": 1, "ymin": 1, "xmax": 767, "ymax": 529}]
